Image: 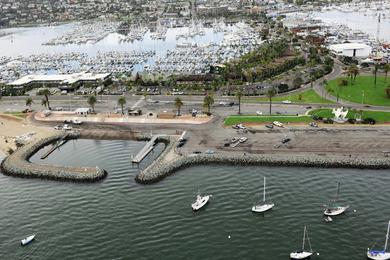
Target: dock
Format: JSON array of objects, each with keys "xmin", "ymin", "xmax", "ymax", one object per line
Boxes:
[
  {"xmin": 132, "ymin": 136, "xmax": 159, "ymax": 163},
  {"xmin": 40, "ymin": 134, "xmax": 69, "ymax": 160}
]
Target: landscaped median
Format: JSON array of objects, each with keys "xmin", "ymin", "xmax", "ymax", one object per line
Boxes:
[
  {"xmin": 309, "ymin": 109, "xmax": 390, "ymax": 124},
  {"xmin": 243, "ymin": 89, "xmax": 334, "ymax": 104},
  {"xmin": 224, "ymin": 115, "xmax": 312, "ymax": 125}
]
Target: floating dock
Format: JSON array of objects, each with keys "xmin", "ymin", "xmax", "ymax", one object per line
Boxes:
[{"xmin": 132, "ymin": 136, "xmax": 159, "ymax": 163}]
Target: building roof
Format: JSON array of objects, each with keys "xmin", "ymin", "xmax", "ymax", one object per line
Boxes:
[
  {"xmin": 9, "ymin": 72, "xmax": 111, "ymax": 86},
  {"xmin": 329, "ymin": 43, "xmax": 371, "ymax": 51}
]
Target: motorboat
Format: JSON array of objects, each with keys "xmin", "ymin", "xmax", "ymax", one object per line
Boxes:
[
  {"xmin": 290, "ymin": 226, "xmax": 313, "ymax": 259},
  {"xmin": 324, "ymin": 182, "xmax": 349, "ymax": 216},
  {"xmin": 21, "ymin": 234, "xmax": 35, "ymax": 246},
  {"xmin": 62, "ymin": 124, "xmax": 72, "ymax": 131},
  {"xmin": 191, "ymin": 193, "xmax": 211, "ymax": 211},
  {"xmin": 252, "ymin": 177, "xmax": 274, "ymax": 213},
  {"xmin": 72, "ymin": 119, "xmax": 82, "ymax": 125},
  {"xmin": 367, "ymin": 221, "xmax": 390, "ymax": 260}
]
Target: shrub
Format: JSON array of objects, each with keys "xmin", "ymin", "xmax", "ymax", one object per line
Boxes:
[
  {"xmin": 323, "ymin": 118, "xmax": 334, "ymax": 124},
  {"xmin": 347, "ymin": 118, "xmax": 356, "ymax": 124},
  {"xmin": 362, "ymin": 118, "xmax": 376, "ymax": 125}
]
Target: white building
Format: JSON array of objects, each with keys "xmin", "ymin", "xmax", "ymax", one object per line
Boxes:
[{"xmin": 329, "ymin": 43, "xmax": 372, "ymax": 58}]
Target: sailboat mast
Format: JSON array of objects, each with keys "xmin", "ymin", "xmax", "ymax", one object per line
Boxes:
[
  {"xmin": 302, "ymin": 226, "xmax": 306, "ymax": 251},
  {"xmin": 335, "ymin": 182, "xmax": 341, "ymax": 202},
  {"xmin": 263, "ymin": 177, "xmax": 266, "ymax": 202},
  {"xmin": 385, "ymin": 220, "xmax": 390, "ymax": 251}
]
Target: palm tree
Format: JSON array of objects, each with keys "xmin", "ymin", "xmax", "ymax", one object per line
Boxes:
[
  {"xmin": 25, "ymin": 97, "xmax": 33, "ymax": 109},
  {"xmin": 41, "ymin": 99, "xmax": 47, "ymax": 108},
  {"xmin": 40, "ymin": 88, "xmax": 51, "ymax": 110},
  {"xmin": 174, "ymin": 97, "xmax": 183, "ymax": 116},
  {"xmin": 117, "ymin": 96, "xmax": 126, "ymax": 115},
  {"xmin": 374, "ymin": 63, "xmax": 379, "ymax": 87},
  {"xmin": 203, "ymin": 94, "xmax": 214, "ymax": 114},
  {"xmin": 384, "ymin": 63, "xmax": 390, "ymax": 82},
  {"xmin": 87, "ymin": 95, "xmax": 97, "ymax": 113},
  {"xmin": 266, "ymin": 87, "xmax": 277, "ymax": 115},
  {"xmin": 347, "ymin": 64, "xmax": 359, "ymax": 84},
  {"xmin": 236, "ymin": 89, "xmax": 243, "ymax": 115}
]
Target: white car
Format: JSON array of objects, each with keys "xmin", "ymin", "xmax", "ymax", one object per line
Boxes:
[
  {"xmin": 273, "ymin": 121, "xmax": 284, "ymax": 128},
  {"xmin": 256, "ymin": 111, "xmax": 263, "ymax": 115},
  {"xmin": 72, "ymin": 119, "xmax": 82, "ymax": 125},
  {"xmin": 282, "ymin": 100, "xmax": 292, "ymax": 104},
  {"xmin": 63, "ymin": 124, "xmax": 72, "ymax": 131}
]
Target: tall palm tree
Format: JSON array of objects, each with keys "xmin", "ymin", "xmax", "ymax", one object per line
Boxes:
[
  {"xmin": 117, "ymin": 96, "xmax": 126, "ymax": 115},
  {"xmin": 266, "ymin": 87, "xmax": 277, "ymax": 115},
  {"xmin": 41, "ymin": 88, "xmax": 51, "ymax": 110},
  {"xmin": 384, "ymin": 63, "xmax": 390, "ymax": 82},
  {"xmin": 87, "ymin": 95, "xmax": 97, "ymax": 113},
  {"xmin": 174, "ymin": 97, "xmax": 183, "ymax": 116},
  {"xmin": 203, "ymin": 94, "xmax": 214, "ymax": 114},
  {"xmin": 374, "ymin": 63, "xmax": 379, "ymax": 87},
  {"xmin": 41, "ymin": 99, "xmax": 47, "ymax": 108},
  {"xmin": 236, "ymin": 89, "xmax": 243, "ymax": 115},
  {"xmin": 25, "ymin": 97, "xmax": 33, "ymax": 109}
]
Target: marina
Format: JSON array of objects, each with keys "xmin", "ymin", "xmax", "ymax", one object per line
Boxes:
[
  {"xmin": 0, "ymin": 20, "xmax": 258, "ymax": 83},
  {"xmin": 1, "ymin": 139, "xmax": 390, "ymax": 259}
]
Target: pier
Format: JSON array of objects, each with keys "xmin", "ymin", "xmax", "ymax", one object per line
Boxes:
[
  {"xmin": 132, "ymin": 135, "xmax": 161, "ymax": 163},
  {"xmin": 40, "ymin": 133, "xmax": 70, "ymax": 159}
]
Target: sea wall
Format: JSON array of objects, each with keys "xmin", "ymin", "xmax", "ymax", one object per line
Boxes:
[
  {"xmin": 0, "ymin": 131, "xmax": 107, "ymax": 182},
  {"xmin": 136, "ymin": 138, "xmax": 390, "ymax": 184}
]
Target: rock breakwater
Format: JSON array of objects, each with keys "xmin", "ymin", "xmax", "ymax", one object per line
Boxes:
[
  {"xmin": 0, "ymin": 131, "xmax": 107, "ymax": 182},
  {"xmin": 136, "ymin": 138, "xmax": 390, "ymax": 184}
]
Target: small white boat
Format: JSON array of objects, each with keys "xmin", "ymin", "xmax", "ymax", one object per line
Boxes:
[
  {"xmin": 63, "ymin": 124, "xmax": 72, "ymax": 131},
  {"xmin": 324, "ymin": 182, "xmax": 349, "ymax": 216},
  {"xmin": 252, "ymin": 177, "xmax": 274, "ymax": 213},
  {"xmin": 367, "ymin": 220, "xmax": 390, "ymax": 260},
  {"xmin": 191, "ymin": 193, "xmax": 211, "ymax": 211},
  {"xmin": 21, "ymin": 234, "xmax": 35, "ymax": 246},
  {"xmin": 324, "ymin": 216, "xmax": 333, "ymax": 222},
  {"xmin": 72, "ymin": 119, "xmax": 82, "ymax": 125},
  {"xmin": 290, "ymin": 226, "xmax": 313, "ymax": 259}
]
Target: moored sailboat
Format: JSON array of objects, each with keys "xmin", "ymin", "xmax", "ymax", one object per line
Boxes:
[
  {"xmin": 251, "ymin": 177, "xmax": 274, "ymax": 213},
  {"xmin": 290, "ymin": 226, "xmax": 313, "ymax": 260},
  {"xmin": 367, "ymin": 220, "xmax": 390, "ymax": 260},
  {"xmin": 324, "ymin": 182, "xmax": 349, "ymax": 216}
]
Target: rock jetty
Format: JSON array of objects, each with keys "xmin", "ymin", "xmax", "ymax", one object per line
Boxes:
[
  {"xmin": 136, "ymin": 138, "xmax": 390, "ymax": 184},
  {"xmin": 0, "ymin": 131, "xmax": 107, "ymax": 182}
]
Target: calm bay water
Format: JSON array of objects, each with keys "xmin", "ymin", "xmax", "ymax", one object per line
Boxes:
[
  {"xmin": 314, "ymin": 10, "xmax": 390, "ymax": 41},
  {"xmin": 1, "ymin": 139, "xmax": 390, "ymax": 259}
]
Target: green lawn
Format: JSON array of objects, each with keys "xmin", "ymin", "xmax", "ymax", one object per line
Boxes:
[
  {"xmin": 224, "ymin": 115, "xmax": 312, "ymax": 125},
  {"xmin": 326, "ymin": 76, "xmax": 390, "ymax": 106},
  {"xmin": 309, "ymin": 109, "xmax": 390, "ymax": 123},
  {"xmin": 243, "ymin": 89, "xmax": 333, "ymax": 104}
]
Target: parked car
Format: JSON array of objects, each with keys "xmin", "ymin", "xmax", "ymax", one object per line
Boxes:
[
  {"xmin": 63, "ymin": 124, "xmax": 72, "ymax": 131},
  {"xmin": 282, "ymin": 100, "xmax": 292, "ymax": 104},
  {"xmin": 54, "ymin": 125, "xmax": 62, "ymax": 130}
]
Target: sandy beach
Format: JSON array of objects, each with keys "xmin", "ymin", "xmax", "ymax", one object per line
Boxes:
[{"xmin": 0, "ymin": 114, "xmax": 54, "ymax": 157}]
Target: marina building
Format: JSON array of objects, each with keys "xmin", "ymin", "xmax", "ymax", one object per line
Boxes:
[
  {"xmin": 328, "ymin": 43, "xmax": 372, "ymax": 59},
  {"xmin": 8, "ymin": 72, "xmax": 111, "ymax": 88}
]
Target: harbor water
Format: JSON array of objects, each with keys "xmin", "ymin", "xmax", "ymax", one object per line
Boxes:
[
  {"xmin": 1, "ymin": 139, "xmax": 390, "ymax": 259},
  {"xmin": 314, "ymin": 10, "xmax": 390, "ymax": 42}
]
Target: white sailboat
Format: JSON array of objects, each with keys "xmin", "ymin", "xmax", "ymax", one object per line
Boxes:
[
  {"xmin": 367, "ymin": 220, "xmax": 390, "ymax": 260},
  {"xmin": 323, "ymin": 182, "xmax": 349, "ymax": 216},
  {"xmin": 290, "ymin": 226, "xmax": 313, "ymax": 260},
  {"xmin": 251, "ymin": 177, "xmax": 274, "ymax": 213},
  {"xmin": 191, "ymin": 192, "xmax": 211, "ymax": 211}
]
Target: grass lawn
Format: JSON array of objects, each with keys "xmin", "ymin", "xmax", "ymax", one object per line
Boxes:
[
  {"xmin": 224, "ymin": 115, "xmax": 312, "ymax": 125},
  {"xmin": 3, "ymin": 111, "xmax": 27, "ymax": 119},
  {"xmin": 309, "ymin": 109, "xmax": 390, "ymax": 123},
  {"xmin": 243, "ymin": 89, "xmax": 333, "ymax": 104},
  {"xmin": 326, "ymin": 76, "xmax": 390, "ymax": 106}
]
